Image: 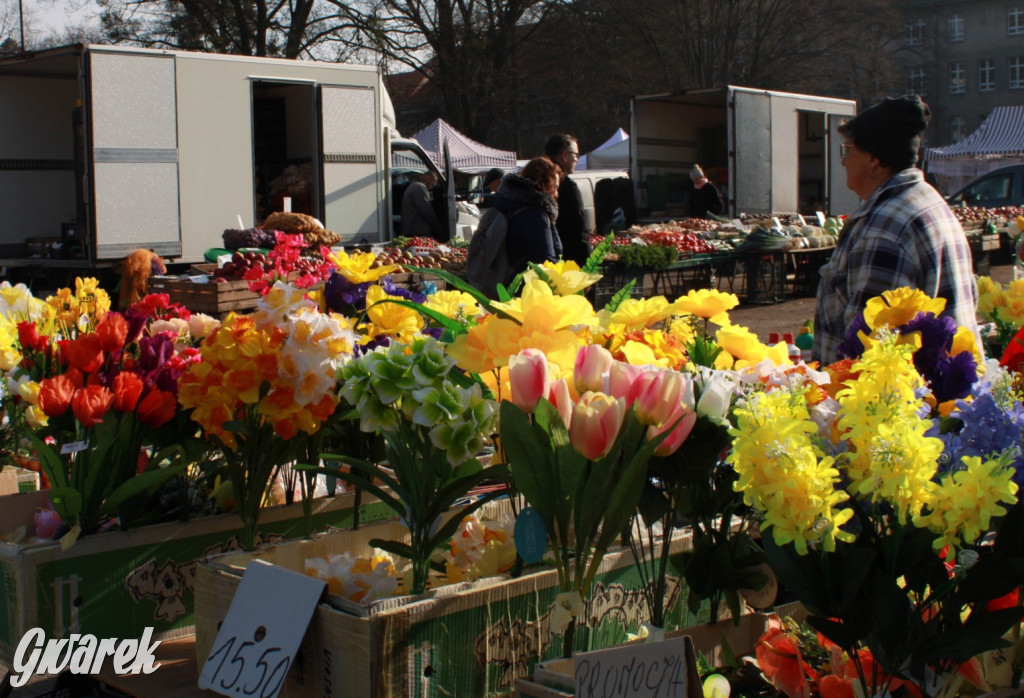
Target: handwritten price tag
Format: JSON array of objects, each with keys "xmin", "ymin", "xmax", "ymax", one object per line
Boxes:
[
  {"xmin": 198, "ymin": 560, "xmax": 325, "ymax": 698},
  {"xmin": 574, "ymin": 636, "xmax": 702, "ymax": 698}
]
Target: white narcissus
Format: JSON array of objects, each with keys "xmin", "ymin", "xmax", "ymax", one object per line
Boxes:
[{"xmin": 548, "ymin": 590, "xmax": 585, "ymax": 636}]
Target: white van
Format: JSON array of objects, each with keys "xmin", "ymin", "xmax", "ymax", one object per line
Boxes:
[{"xmin": 569, "ymin": 170, "xmax": 629, "ymax": 234}]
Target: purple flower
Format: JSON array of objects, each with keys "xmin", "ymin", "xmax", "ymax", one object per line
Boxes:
[
  {"xmin": 838, "ymin": 315, "xmax": 870, "ymax": 358},
  {"xmin": 941, "ymin": 383, "xmax": 1024, "ymax": 484},
  {"xmin": 122, "ymin": 307, "xmax": 148, "ymax": 344},
  {"xmin": 380, "ymin": 275, "xmax": 427, "ymax": 304},
  {"xmin": 324, "ymin": 273, "xmax": 370, "ymax": 313},
  {"xmin": 928, "ymin": 351, "xmax": 978, "ymax": 403},
  {"xmin": 137, "ymin": 333, "xmax": 176, "ymax": 375}
]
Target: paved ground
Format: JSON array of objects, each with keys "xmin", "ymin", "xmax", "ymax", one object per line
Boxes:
[{"xmin": 727, "ymin": 263, "xmax": 1014, "ymax": 344}]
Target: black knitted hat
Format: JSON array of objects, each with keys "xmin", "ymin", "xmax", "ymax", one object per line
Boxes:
[
  {"xmin": 839, "ymin": 94, "xmax": 931, "ymax": 171},
  {"xmin": 483, "ymin": 168, "xmax": 505, "ymax": 187}
]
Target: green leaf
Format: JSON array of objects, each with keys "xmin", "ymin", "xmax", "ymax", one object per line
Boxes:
[
  {"xmin": 371, "ymin": 298, "xmax": 466, "ymax": 337},
  {"xmin": 47, "ymin": 487, "xmax": 83, "ymax": 521},
  {"xmin": 501, "ymin": 402, "xmax": 558, "ymax": 526},
  {"xmin": 602, "ymin": 278, "xmax": 637, "ymax": 312},
  {"xmin": 583, "ymin": 233, "xmax": 615, "ymax": 274},
  {"xmin": 369, "ymin": 538, "xmax": 416, "ymax": 562},
  {"xmin": 102, "ymin": 461, "xmax": 187, "ymax": 512}
]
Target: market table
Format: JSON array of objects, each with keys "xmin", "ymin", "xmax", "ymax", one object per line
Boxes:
[{"xmin": 785, "ymin": 246, "xmax": 835, "ymax": 297}]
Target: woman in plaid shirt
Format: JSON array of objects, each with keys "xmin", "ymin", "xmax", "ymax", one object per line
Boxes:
[{"xmin": 813, "ymin": 95, "xmax": 980, "ymax": 365}]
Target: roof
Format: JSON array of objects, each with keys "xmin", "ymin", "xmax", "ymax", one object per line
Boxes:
[
  {"xmin": 411, "ymin": 118, "xmax": 518, "ymax": 174},
  {"xmin": 928, "ymin": 106, "xmax": 1024, "ymax": 160}
]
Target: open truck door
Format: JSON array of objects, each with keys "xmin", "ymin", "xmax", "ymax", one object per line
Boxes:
[
  {"xmin": 443, "ymin": 139, "xmax": 458, "ymax": 241},
  {"xmin": 88, "ymin": 50, "xmax": 182, "ymax": 260},
  {"xmin": 828, "ymin": 113, "xmax": 859, "ymax": 216}
]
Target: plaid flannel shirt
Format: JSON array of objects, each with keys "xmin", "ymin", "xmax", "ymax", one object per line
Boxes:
[{"xmin": 813, "ymin": 169, "xmax": 980, "ymax": 364}]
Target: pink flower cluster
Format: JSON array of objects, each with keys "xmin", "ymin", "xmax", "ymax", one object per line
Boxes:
[{"xmin": 508, "ymin": 345, "xmax": 697, "ymax": 461}]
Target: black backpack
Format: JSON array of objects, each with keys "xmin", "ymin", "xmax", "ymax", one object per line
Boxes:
[{"xmin": 466, "ymin": 207, "xmax": 524, "ymax": 299}]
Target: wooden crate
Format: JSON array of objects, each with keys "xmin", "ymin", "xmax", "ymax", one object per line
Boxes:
[
  {"xmin": 149, "ymin": 275, "xmax": 260, "ymax": 315},
  {"xmin": 194, "ymin": 527, "xmax": 702, "ymax": 698},
  {"xmin": 0, "ymin": 489, "xmax": 391, "ymax": 666}
]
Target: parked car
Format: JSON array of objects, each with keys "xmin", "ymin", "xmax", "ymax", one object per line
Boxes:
[
  {"xmin": 946, "ymin": 164, "xmax": 1024, "ymax": 209},
  {"xmin": 569, "ymin": 170, "xmax": 630, "ymax": 234}
]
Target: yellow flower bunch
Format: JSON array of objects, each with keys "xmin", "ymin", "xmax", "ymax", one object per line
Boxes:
[
  {"xmin": 669, "ymin": 288, "xmax": 739, "ymax": 326},
  {"xmin": 917, "ymin": 455, "xmax": 1019, "ymax": 553},
  {"xmin": 728, "ymin": 388, "xmax": 854, "ymax": 554},
  {"xmin": 361, "ymin": 284, "xmax": 424, "ymax": 344},
  {"xmin": 328, "ymin": 248, "xmax": 400, "ymax": 284},
  {"xmin": 835, "ymin": 334, "xmax": 941, "ymax": 522},
  {"xmin": 977, "ymin": 276, "xmax": 1024, "ymax": 329},
  {"xmin": 423, "ymin": 289, "xmax": 482, "ymax": 324},
  {"xmin": 46, "ymin": 277, "xmax": 110, "ymax": 332},
  {"xmin": 0, "ymin": 282, "xmax": 54, "ymax": 371}
]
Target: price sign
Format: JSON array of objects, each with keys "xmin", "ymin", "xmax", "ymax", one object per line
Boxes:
[
  {"xmin": 199, "ymin": 560, "xmax": 326, "ymax": 698},
  {"xmin": 574, "ymin": 636, "xmax": 702, "ymax": 698},
  {"xmin": 796, "ymin": 214, "xmax": 807, "ymax": 226},
  {"xmin": 815, "ymin": 211, "xmax": 827, "ymax": 226},
  {"xmin": 514, "ymin": 507, "xmax": 548, "ymax": 564}
]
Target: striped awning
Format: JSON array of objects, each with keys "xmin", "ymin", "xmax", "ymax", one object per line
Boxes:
[
  {"xmin": 412, "ymin": 119, "xmax": 518, "ymax": 173},
  {"xmin": 927, "ymin": 106, "xmax": 1024, "ymax": 160}
]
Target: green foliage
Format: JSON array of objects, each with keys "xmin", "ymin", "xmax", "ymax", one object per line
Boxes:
[
  {"xmin": 602, "ymin": 277, "xmax": 638, "ymax": 312},
  {"xmin": 583, "ymin": 233, "xmax": 616, "ymax": 274},
  {"xmin": 615, "ymin": 244, "xmax": 679, "ymax": 269}
]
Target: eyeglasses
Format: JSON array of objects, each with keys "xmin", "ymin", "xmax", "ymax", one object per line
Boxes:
[
  {"xmin": 565, "ymin": 150, "xmax": 580, "ymax": 158},
  {"xmin": 839, "ymin": 142, "xmax": 857, "ymax": 159}
]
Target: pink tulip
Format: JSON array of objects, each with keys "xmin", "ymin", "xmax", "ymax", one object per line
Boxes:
[
  {"xmin": 570, "ymin": 392, "xmax": 626, "ymax": 461},
  {"xmin": 509, "ymin": 348, "xmax": 551, "ymax": 413},
  {"xmin": 633, "ymin": 369, "xmax": 683, "ymax": 426},
  {"xmin": 548, "ymin": 378, "xmax": 574, "ymax": 429},
  {"xmin": 574, "ymin": 345, "xmax": 613, "ymax": 394},
  {"xmin": 606, "ymin": 361, "xmax": 643, "ymax": 405},
  {"xmin": 647, "ymin": 405, "xmax": 698, "ymax": 456}
]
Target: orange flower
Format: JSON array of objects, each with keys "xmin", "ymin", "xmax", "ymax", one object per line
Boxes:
[
  {"xmin": 137, "ymin": 388, "xmax": 177, "ymax": 427},
  {"xmin": 95, "ymin": 312, "xmax": 129, "ymax": 353},
  {"xmin": 823, "ymin": 358, "xmax": 857, "ymax": 399},
  {"xmin": 71, "ymin": 385, "xmax": 114, "ymax": 427},
  {"xmin": 63, "ymin": 334, "xmax": 105, "ymax": 374},
  {"xmin": 111, "ymin": 372, "xmax": 144, "ymax": 412},
  {"xmin": 38, "ymin": 375, "xmax": 75, "ymax": 417},
  {"xmin": 756, "ymin": 620, "xmax": 810, "ymax": 698}
]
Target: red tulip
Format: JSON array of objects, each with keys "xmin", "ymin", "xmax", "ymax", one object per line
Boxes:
[
  {"xmin": 17, "ymin": 322, "xmax": 47, "ymax": 353},
  {"xmin": 71, "ymin": 385, "xmax": 114, "ymax": 427},
  {"xmin": 37, "ymin": 375, "xmax": 75, "ymax": 417},
  {"xmin": 96, "ymin": 312, "xmax": 129, "ymax": 353},
  {"xmin": 111, "ymin": 372, "xmax": 145, "ymax": 412},
  {"xmin": 137, "ymin": 388, "xmax": 177, "ymax": 427},
  {"xmin": 63, "ymin": 334, "xmax": 105, "ymax": 374},
  {"xmin": 1000, "ymin": 326, "xmax": 1024, "ymax": 373}
]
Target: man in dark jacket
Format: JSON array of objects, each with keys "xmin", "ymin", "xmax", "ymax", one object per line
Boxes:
[{"xmin": 544, "ymin": 133, "xmax": 588, "ymax": 266}]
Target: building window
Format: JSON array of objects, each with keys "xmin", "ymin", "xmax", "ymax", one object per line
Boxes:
[
  {"xmin": 1010, "ymin": 7, "xmax": 1024, "ymax": 35},
  {"xmin": 979, "ymin": 59, "xmax": 996, "ymax": 91},
  {"xmin": 950, "ymin": 116, "xmax": 967, "ymax": 141},
  {"xmin": 950, "ymin": 62, "xmax": 966, "ymax": 93},
  {"xmin": 907, "ymin": 67, "xmax": 927, "ymax": 93},
  {"xmin": 949, "ymin": 14, "xmax": 964, "ymax": 41},
  {"xmin": 905, "ymin": 19, "xmax": 926, "ymax": 45},
  {"xmin": 1011, "ymin": 56, "xmax": 1024, "ymax": 89}
]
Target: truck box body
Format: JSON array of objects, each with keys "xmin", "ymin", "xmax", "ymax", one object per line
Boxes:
[
  {"xmin": 0, "ymin": 44, "xmax": 450, "ymax": 272},
  {"xmin": 630, "ymin": 86, "xmax": 859, "ymax": 218}
]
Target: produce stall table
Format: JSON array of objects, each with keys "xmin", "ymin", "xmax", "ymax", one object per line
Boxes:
[
  {"xmin": 648, "ymin": 252, "xmax": 735, "ymax": 298},
  {"xmin": 785, "ymin": 245, "xmax": 835, "ymax": 297},
  {"xmin": 738, "ymin": 251, "xmax": 788, "ymax": 305}
]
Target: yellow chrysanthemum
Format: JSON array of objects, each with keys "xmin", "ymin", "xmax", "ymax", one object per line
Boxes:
[
  {"xmin": 329, "ymin": 248, "xmax": 401, "ymax": 283},
  {"xmin": 608, "ymin": 329, "xmax": 688, "ymax": 369},
  {"xmin": 523, "ymin": 260, "xmax": 602, "ymax": 295},
  {"xmin": 669, "ymin": 288, "xmax": 739, "ymax": 326},
  {"xmin": 424, "ymin": 290, "xmax": 482, "ymax": 322},
  {"xmin": 74, "ymin": 277, "xmax": 111, "ymax": 325},
  {"xmin": 862, "ymin": 287, "xmax": 946, "ymax": 331}
]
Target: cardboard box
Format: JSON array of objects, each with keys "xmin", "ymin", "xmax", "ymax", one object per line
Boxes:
[
  {"xmin": 195, "ymin": 527, "xmax": 705, "ymax": 697},
  {"xmin": 0, "ymin": 489, "xmax": 391, "ymax": 666}
]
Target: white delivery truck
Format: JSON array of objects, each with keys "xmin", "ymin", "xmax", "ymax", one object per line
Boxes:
[
  {"xmin": 0, "ymin": 44, "xmax": 467, "ymax": 282},
  {"xmin": 630, "ymin": 85, "xmax": 859, "ymax": 218}
]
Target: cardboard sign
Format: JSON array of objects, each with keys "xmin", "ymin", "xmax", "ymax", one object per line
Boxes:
[
  {"xmin": 573, "ymin": 635, "xmax": 702, "ymax": 698},
  {"xmin": 815, "ymin": 211, "xmax": 827, "ymax": 226},
  {"xmin": 199, "ymin": 560, "xmax": 325, "ymax": 698}
]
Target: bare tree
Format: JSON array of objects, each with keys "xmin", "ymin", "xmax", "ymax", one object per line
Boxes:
[
  {"xmin": 329, "ymin": 0, "xmax": 565, "ymax": 142},
  {"xmin": 97, "ymin": 0, "xmax": 363, "ymax": 60}
]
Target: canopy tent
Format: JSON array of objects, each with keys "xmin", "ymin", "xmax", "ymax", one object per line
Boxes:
[
  {"xmin": 578, "ymin": 128, "xmax": 629, "ymax": 171},
  {"xmin": 411, "ymin": 118, "xmax": 518, "ymax": 174},
  {"xmin": 925, "ymin": 106, "xmax": 1024, "ymax": 194}
]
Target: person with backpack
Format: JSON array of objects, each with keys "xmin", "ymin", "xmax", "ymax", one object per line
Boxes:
[{"xmin": 466, "ymin": 158, "xmax": 562, "ymax": 298}]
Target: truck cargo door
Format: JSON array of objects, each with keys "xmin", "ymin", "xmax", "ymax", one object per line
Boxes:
[
  {"xmin": 828, "ymin": 113, "xmax": 859, "ymax": 216},
  {"xmin": 731, "ymin": 91, "xmax": 772, "ymax": 214},
  {"xmin": 88, "ymin": 51, "xmax": 181, "ymax": 259},
  {"xmin": 320, "ymin": 84, "xmax": 383, "ymax": 245}
]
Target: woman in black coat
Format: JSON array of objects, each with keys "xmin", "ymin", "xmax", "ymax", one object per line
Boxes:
[{"xmin": 494, "ymin": 157, "xmax": 563, "ymax": 277}]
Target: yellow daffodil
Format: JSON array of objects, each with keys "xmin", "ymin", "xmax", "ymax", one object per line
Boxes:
[
  {"xmin": 490, "ymin": 279, "xmax": 598, "ymax": 330},
  {"xmin": 669, "ymin": 288, "xmax": 739, "ymax": 326},
  {"xmin": 715, "ymin": 324, "xmax": 770, "ymax": 365},
  {"xmin": 424, "ymin": 290, "xmax": 482, "ymax": 322},
  {"xmin": 523, "ymin": 260, "xmax": 603, "ymax": 295},
  {"xmin": 361, "ymin": 284, "xmax": 424, "ymax": 344},
  {"xmin": 862, "ymin": 287, "xmax": 945, "ymax": 330},
  {"xmin": 597, "ymin": 296, "xmax": 671, "ymax": 333},
  {"xmin": 608, "ymin": 329, "xmax": 687, "ymax": 369},
  {"xmin": 328, "ymin": 248, "xmax": 400, "ymax": 283}
]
